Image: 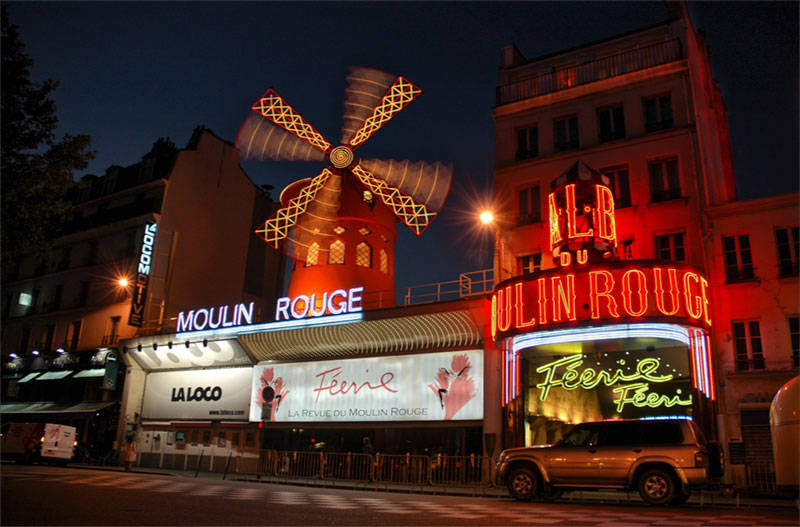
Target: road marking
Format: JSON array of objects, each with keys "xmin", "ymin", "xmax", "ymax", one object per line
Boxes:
[{"xmin": 192, "ymin": 485, "xmax": 226, "ymax": 496}]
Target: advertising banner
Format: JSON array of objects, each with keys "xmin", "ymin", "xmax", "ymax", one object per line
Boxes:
[
  {"xmin": 128, "ymin": 222, "xmax": 157, "ymax": 327},
  {"xmin": 249, "ymin": 349, "xmax": 484, "ymax": 423},
  {"xmin": 142, "ymin": 367, "xmax": 252, "ymax": 420}
]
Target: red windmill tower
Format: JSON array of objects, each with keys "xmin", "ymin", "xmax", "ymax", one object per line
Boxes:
[{"xmin": 237, "ymin": 67, "xmax": 453, "ymax": 312}]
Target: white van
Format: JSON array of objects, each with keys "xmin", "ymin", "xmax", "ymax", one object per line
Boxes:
[{"xmin": 0, "ymin": 423, "xmax": 77, "ymax": 463}]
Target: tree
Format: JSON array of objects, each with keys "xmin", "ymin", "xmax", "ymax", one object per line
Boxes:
[{"xmin": 1, "ymin": 6, "xmax": 95, "ymax": 260}]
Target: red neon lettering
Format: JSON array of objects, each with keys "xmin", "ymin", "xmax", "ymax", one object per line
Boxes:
[
  {"xmin": 565, "ymin": 184, "xmax": 592, "ymax": 239},
  {"xmin": 683, "ymin": 272, "xmax": 703, "ymax": 320},
  {"xmin": 497, "ymin": 285, "xmax": 512, "ymax": 332},
  {"xmin": 559, "ymin": 251, "xmax": 572, "ymax": 267},
  {"xmin": 576, "ymin": 249, "xmax": 588, "ymax": 264},
  {"xmin": 594, "ymin": 184, "xmax": 617, "ymax": 245},
  {"xmin": 701, "ymin": 277, "xmax": 712, "ymax": 326},
  {"xmin": 622, "ymin": 269, "xmax": 648, "ymax": 317},
  {"xmin": 537, "ymin": 277, "xmax": 548, "ymax": 325},
  {"xmin": 551, "ymin": 274, "xmax": 576, "ymax": 322},
  {"xmin": 491, "ymin": 295, "xmax": 497, "ymax": 340},
  {"xmin": 314, "ymin": 367, "xmax": 397, "ymax": 402},
  {"xmin": 589, "ymin": 270, "xmax": 619, "ymax": 319},
  {"xmin": 515, "ymin": 282, "xmax": 536, "ymax": 329},
  {"xmin": 653, "ymin": 267, "xmax": 680, "ymax": 316},
  {"xmin": 548, "ymin": 193, "xmax": 561, "ymax": 251}
]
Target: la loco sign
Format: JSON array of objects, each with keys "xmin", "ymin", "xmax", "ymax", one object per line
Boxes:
[{"xmin": 492, "ymin": 260, "xmax": 711, "ymax": 342}]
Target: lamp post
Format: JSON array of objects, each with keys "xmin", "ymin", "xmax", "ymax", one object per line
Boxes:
[{"xmin": 477, "ymin": 208, "xmax": 509, "ymax": 286}]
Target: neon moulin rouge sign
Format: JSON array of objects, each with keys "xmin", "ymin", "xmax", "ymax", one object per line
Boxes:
[
  {"xmin": 492, "ymin": 162, "xmax": 711, "ymax": 341},
  {"xmin": 491, "ymin": 261, "xmax": 711, "ymax": 341}
]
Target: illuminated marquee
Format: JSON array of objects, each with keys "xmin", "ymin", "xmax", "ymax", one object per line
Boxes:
[
  {"xmin": 275, "ymin": 286, "xmax": 363, "ymax": 321},
  {"xmin": 128, "ymin": 223, "xmax": 157, "ymax": 327},
  {"xmin": 491, "ymin": 261, "xmax": 711, "ymax": 341},
  {"xmin": 534, "ymin": 354, "xmax": 692, "ymax": 413}
]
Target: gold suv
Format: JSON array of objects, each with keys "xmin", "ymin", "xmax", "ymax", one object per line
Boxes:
[{"xmin": 496, "ymin": 419, "xmax": 723, "ymax": 505}]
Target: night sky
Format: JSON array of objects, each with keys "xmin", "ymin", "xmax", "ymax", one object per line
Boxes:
[{"xmin": 7, "ymin": 1, "xmax": 798, "ymax": 290}]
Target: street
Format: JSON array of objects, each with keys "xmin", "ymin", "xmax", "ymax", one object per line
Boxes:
[{"xmin": 1, "ymin": 465, "xmax": 795, "ymax": 526}]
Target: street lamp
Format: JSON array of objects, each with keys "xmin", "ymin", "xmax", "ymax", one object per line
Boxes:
[
  {"xmin": 479, "ymin": 210, "xmax": 495, "ymax": 225},
  {"xmin": 117, "ymin": 277, "xmax": 129, "ymax": 287}
]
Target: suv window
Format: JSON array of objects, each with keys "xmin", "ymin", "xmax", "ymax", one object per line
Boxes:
[
  {"xmin": 559, "ymin": 425, "xmax": 599, "ymax": 447},
  {"xmin": 598, "ymin": 422, "xmax": 642, "ymax": 446},
  {"xmin": 640, "ymin": 421, "xmax": 684, "ymax": 444}
]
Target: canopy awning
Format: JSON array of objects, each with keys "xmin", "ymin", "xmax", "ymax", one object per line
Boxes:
[
  {"xmin": 72, "ymin": 368, "xmax": 106, "ymax": 378},
  {"xmin": 238, "ymin": 310, "xmax": 483, "ymax": 362}
]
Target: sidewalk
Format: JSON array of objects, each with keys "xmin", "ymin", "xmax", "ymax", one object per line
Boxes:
[{"xmin": 63, "ymin": 462, "xmax": 797, "ymax": 510}]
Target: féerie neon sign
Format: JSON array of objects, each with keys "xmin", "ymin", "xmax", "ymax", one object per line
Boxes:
[{"xmin": 535, "ymin": 354, "xmax": 692, "ymax": 412}]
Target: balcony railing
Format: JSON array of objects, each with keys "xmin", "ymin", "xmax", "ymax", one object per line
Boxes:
[
  {"xmin": 725, "ymin": 266, "xmax": 756, "ymax": 283},
  {"xmin": 497, "ymin": 39, "xmax": 682, "ymax": 106}
]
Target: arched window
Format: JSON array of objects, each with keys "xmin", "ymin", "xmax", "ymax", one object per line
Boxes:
[
  {"xmin": 328, "ymin": 239, "xmax": 345, "ymax": 264},
  {"xmin": 356, "ymin": 242, "xmax": 372, "ymax": 268},
  {"xmin": 379, "ymin": 248, "xmax": 389, "ymax": 274},
  {"xmin": 305, "ymin": 242, "xmax": 319, "ymax": 267}
]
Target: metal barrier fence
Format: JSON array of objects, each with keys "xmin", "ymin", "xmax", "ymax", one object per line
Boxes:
[
  {"xmin": 746, "ymin": 461, "xmax": 776, "ymax": 493},
  {"xmin": 231, "ymin": 450, "xmax": 494, "ymax": 488}
]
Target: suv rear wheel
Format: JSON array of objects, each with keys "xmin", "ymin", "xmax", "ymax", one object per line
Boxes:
[
  {"xmin": 638, "ymin": 468, "xmax": 676, "ymax": 505},
  {"xmin": 507, "ymin": 466, "xmax": 540, "ymax": 501}
]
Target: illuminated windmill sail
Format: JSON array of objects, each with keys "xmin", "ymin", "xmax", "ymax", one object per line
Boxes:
[{"xmin": 236, "ymin": 67, "xmax": 453, "ymax": 264}]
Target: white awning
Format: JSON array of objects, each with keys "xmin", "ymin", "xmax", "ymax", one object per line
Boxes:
[
  {"xmin": 35, "ymin": 371, "xmax": 74, "ymax": 380},
  {"xmin": 17, "ymin": 372, "xmax": 41, "ymax": 383},
  {"xmin": 72, "ymin": 368, "xmax": 106, "ymax": 378}
]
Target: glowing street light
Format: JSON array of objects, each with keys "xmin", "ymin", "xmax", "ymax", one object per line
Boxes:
[
  {"xmin": 117, "ymin": 277, "xmax": 129, "ymax": 288},
  {"xmin": 479, "ymin": 210, "xmax": 495, "ymax": 225}
]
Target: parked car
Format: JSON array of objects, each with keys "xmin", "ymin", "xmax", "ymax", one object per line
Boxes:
[{"xmin": 496, "ymin": 419, "xmax": 723, "ymax": 505}]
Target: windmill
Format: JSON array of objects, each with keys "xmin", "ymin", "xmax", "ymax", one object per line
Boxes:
[{"xmin": 236, "ymin": 67, "xmax": 453, "ymax": 310}]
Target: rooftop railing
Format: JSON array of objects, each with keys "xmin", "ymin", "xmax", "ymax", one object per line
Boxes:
[{"xmin": 497, "ymin": 39, "xmax": 682, "ymax": 106}]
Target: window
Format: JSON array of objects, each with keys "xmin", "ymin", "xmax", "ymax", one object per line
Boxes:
[
  {"xmin": 305, "ymin": 242, "xmax": 319, "ymax": 267},
  {"xmin": 379, "ymin": 249, "xmax": 389, "ymax": 274},
  {"xmin": 44, "ymin": 325, "xmax": 55, "ymax": 352},
  {"xmin": 86, "ymin": 240, "xmax": 98, "ymax": 265},
  {"xmin": 555, "ymin": 66, "xmax": 576, "ymax": 89},
  {"xmin": 231, "ymin": 432, "xmax": 240, "ymax": 447},
  {"xmin": 69, "ymin": 320, "xmax": 82, "ymax": 351},
  {"xmin": 328, "ymin": 240, "xmax": 345, "ymax": 265},
  {"xmin": 644, "ymin": 94, "xmax": 673, "ymax": 132},
  {"xmin": 107, "ymin": 316, "xmax": 121, "ymax": 346},
  {"xmin": 775, "ymin": 227, "xmax": 799, "ymax": 277},
  {"xmin": 648, "ymin": 158, "xmax": 681, "ymax": 202},
  {"xmin": 190, "ymin": 430, "xmax": 199, "ymax": 445},
  {"xmin": 18, "ymin": 327, "xmax": 31, "ymax": 355},
  {"xmin": 53, "ymin": 284, "xmax": 63, "ymax": 311},
  {"xmin": 723, "ymin": 235, "xmax": 755, "ymax": 282},
  {"xmin": 77, "ymin": 281, "xmax": 90, "ymax": 307},
  {"xmin": 789, "ymin": 316, "xmax": 799, "ymax": 368},
  {"xmin": 601, "ymin": 166, "xmax": 631, "ymax": 208},
  {"xmin": 355, "ymin": 242, "xmax": 372, "ymax": 268},
  {"xmin": 620, "ymin": 239, "xmax": 634, "ymax": 260},
  {"xmin": 519, "ymin": 253, "xmax": 541, "ymax": 275},
  {"xmin": 58, "ymin": 247, "xmax": 71, "ymax": 271},
  {"xmin": 655, "ymin": 233, "xmax": 685, "ymax": 262},
  {"xmin": 245, "ymin": 432, "xmax": 255, "ymax": 447},
  {"xmin": 518, "ymin": 186, "xmax": 541, "ymax": 225},
  {"xmin": 202, "ymin": 430, "xmax": 211, "ymax": 446},
  {"xmin": 597, "ymin": 105, "xmax": 625, "ymax": 142},
  {"xmin": 516, "ymin": 126, "xmax": 538, "ymax": 160},
  {"xmin": 554, "ymin": 116, "xmax": 579, "ymax": 151},
  {"xmin": 733, "ymin": 320, "xmax": 765, "ymax": 371}
]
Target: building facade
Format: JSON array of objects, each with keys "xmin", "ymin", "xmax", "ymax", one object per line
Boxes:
[
  {"xmin": 1, "ymin": 128, "xmax": 285, "ymax": 456},
  {"xmin": 491, "ymin": 5, "xmax": 798, "ymax": 491}
]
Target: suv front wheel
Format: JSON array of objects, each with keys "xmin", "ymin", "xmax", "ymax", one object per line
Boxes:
[
  {"xmin": 638, "ymin": 468, "xmax": 677, "ymax": 505},
  {"xmin": 507, "ymin": 466, "xmax": 540, "ymax": 501}
]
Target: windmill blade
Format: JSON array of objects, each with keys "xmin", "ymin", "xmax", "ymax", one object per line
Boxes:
[
  {"xmin": 351, "ymin": 163, "xmax": 438, "ymax": 236},
  {"xmin": 341, "ymin": 67, "xmax": 396, "ymax": 145},
  {"xmin": 358, "ymin": 158, "xmax": 453, "ymax": 213},
  {"xmin": 255, "ymin": 168, "xmax": 337, "ymax": 249},
  {"xmin": 251, "ymin": 89, "xmax": 332, "ymax": 153},
  {"xmin": 236, "ymin": 112, "xmax": 327, "ymax": 162},
  {"xmin": 280, "ymin": 171, "xmax": 342, "ymax": 263},
  {"xmin": 346, "ymin": 76, "xmax": 422, "ymax": 150}
]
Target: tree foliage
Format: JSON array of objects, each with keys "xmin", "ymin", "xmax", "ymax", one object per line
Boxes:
[{"xmin": 1, "ymin": 6, "xmax": 95, "ymax": 259}]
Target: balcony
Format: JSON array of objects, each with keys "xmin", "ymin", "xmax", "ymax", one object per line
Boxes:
[{"xmin": 497, "ymin": 39, "xmax": 682, "ymax": 106}]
